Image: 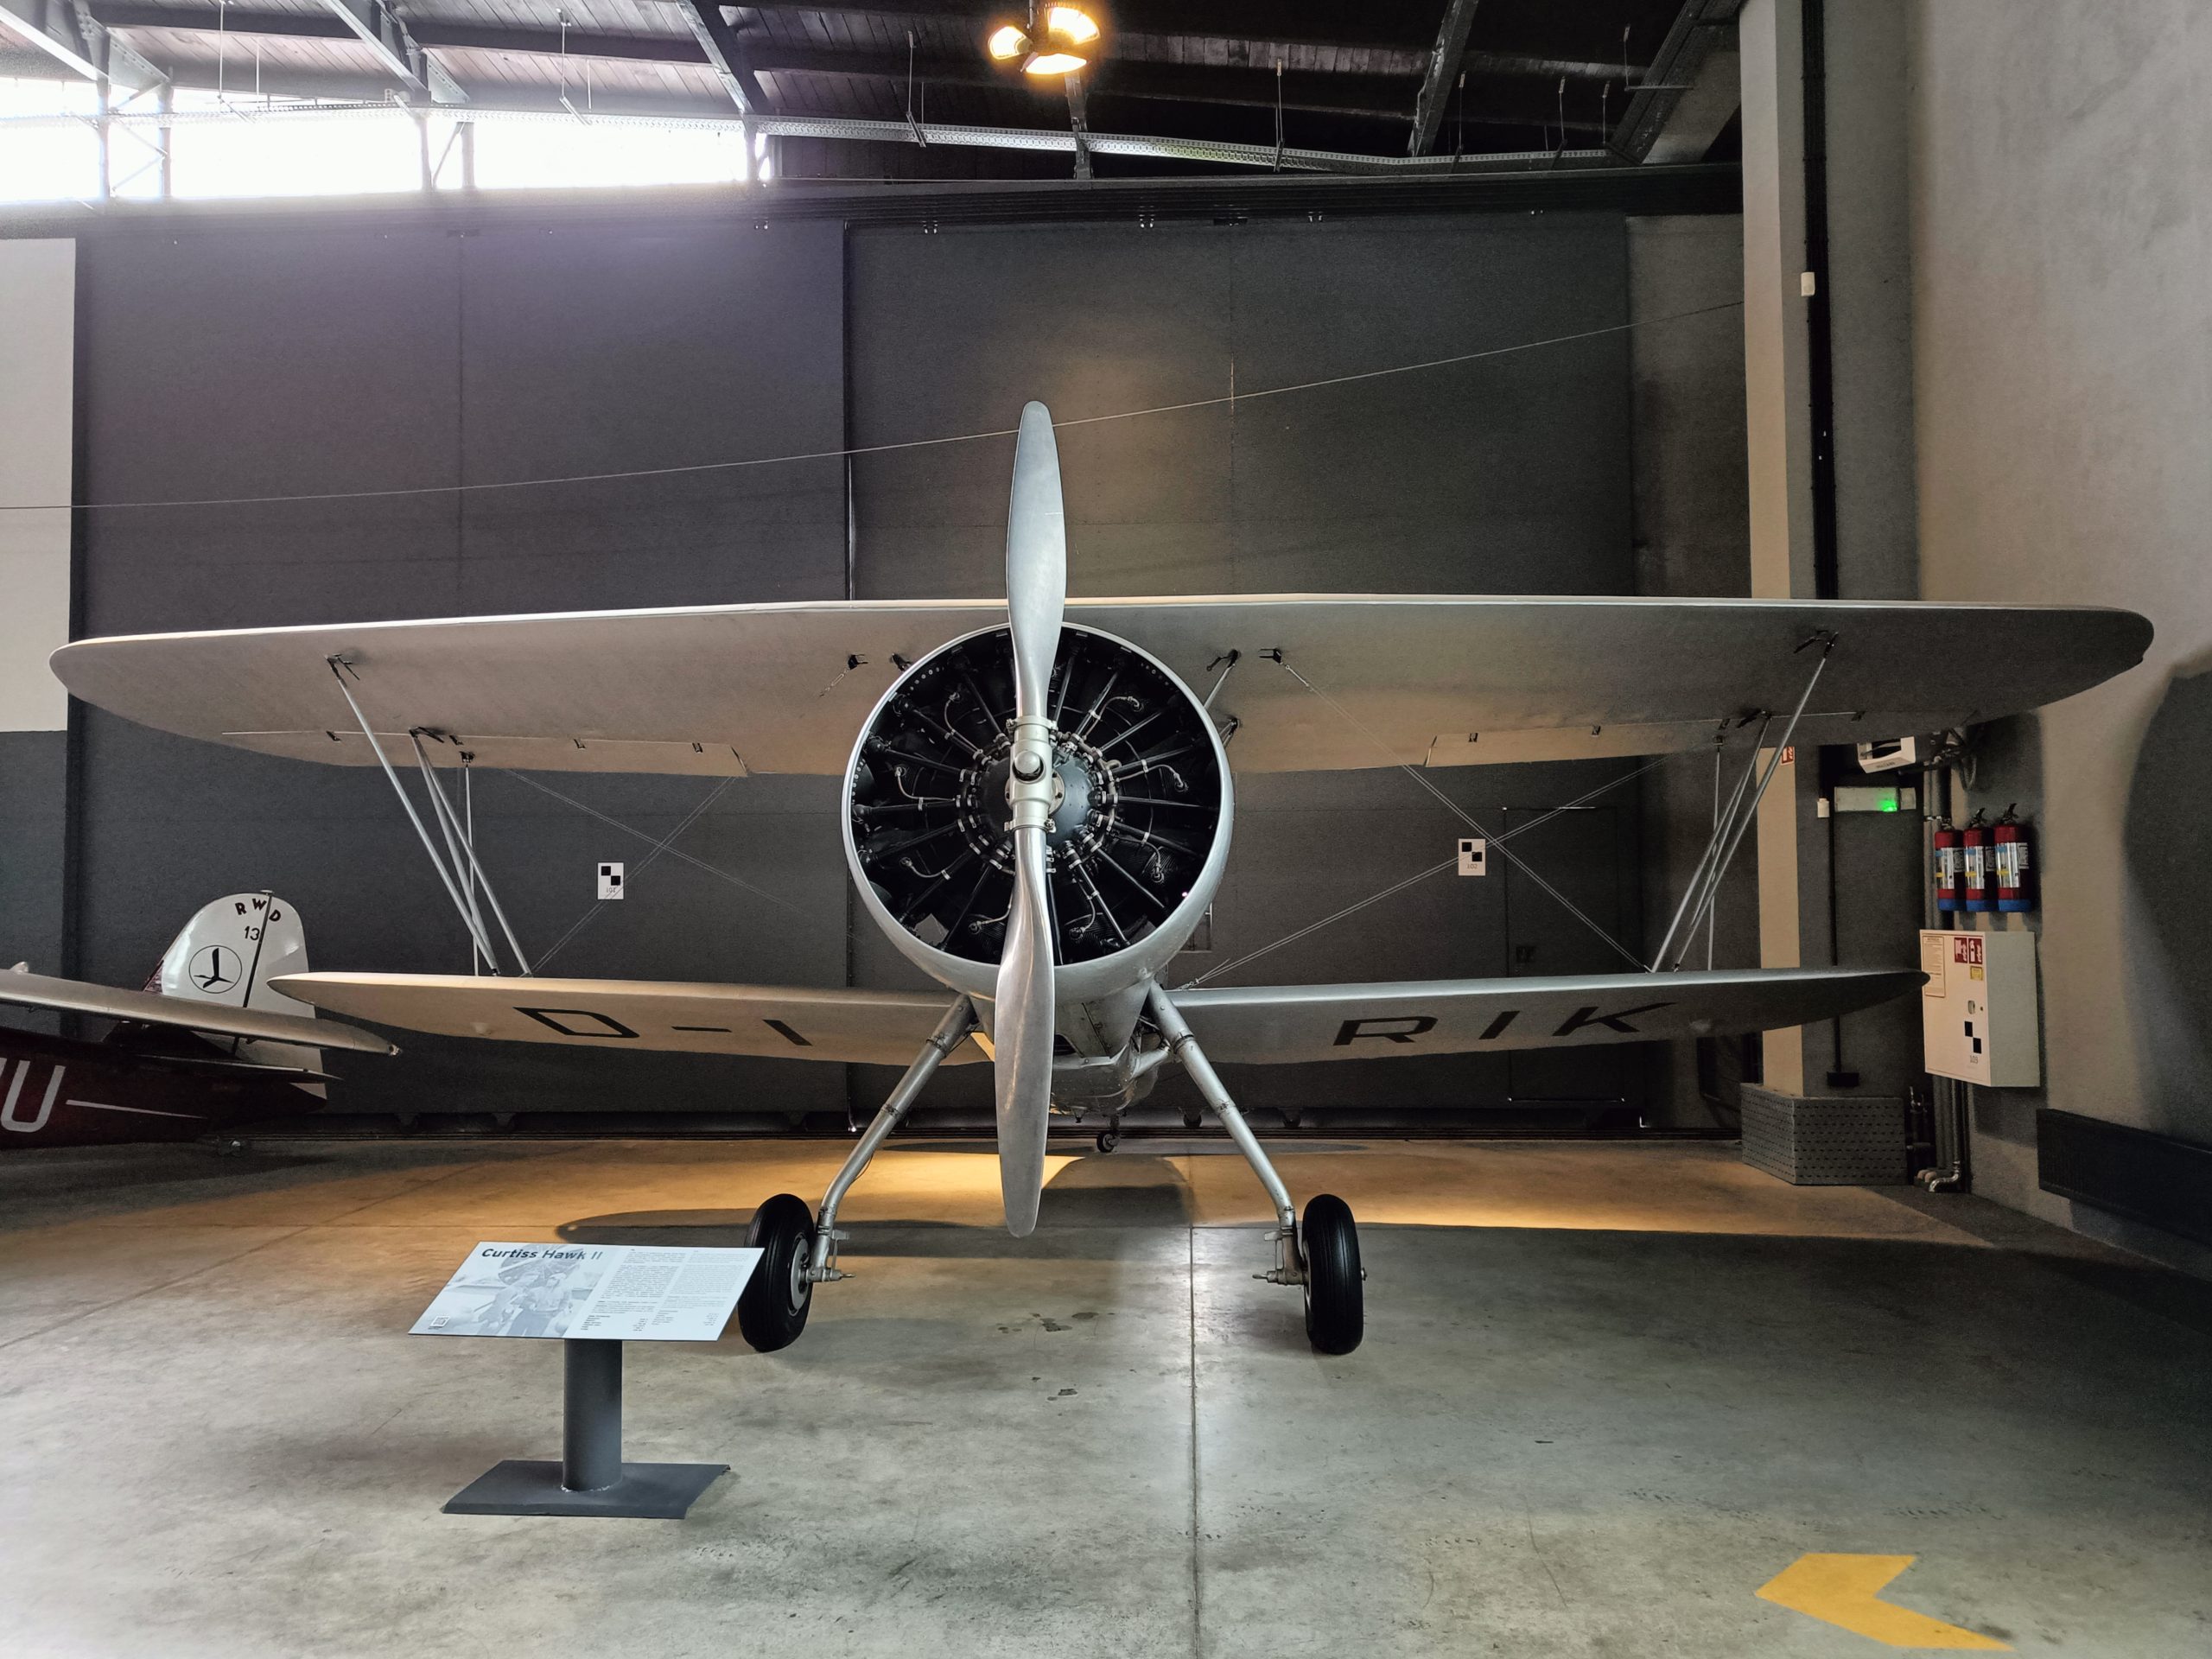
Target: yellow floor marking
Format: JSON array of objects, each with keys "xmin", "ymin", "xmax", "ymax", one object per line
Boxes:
[{"xmin": 1757, "ymin": 1554, "xmax": 2010, "ymax": 1650}]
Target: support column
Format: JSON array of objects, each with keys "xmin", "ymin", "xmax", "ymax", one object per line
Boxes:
[
  {"xmin": 157, "ymin": 83, "xmax": 174, "ymax": 199},
  {"xmin": 0, "ymin": 241, "xmax": 78, "ymax": 1024},
  {"xmin": 1739, "ymin": 0, "xmax": 1824, "ymax": 1096},
  {"xmin": 1741, "ymin": 0, "xmax": 1922, "ymax": 1106}
]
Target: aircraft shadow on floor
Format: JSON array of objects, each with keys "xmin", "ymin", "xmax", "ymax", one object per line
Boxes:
[{"xmin": 558, "ymin": 1153, "xmax": 1205, "ymax": 1254}]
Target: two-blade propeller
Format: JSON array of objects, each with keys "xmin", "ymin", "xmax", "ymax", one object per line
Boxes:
[{"xmin": 993, "ymin": 402, "xmax": 1067, "ymax": 1238}]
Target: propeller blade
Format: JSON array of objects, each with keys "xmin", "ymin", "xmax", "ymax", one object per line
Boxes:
[
  {"xmin": 993, "ymin": 400, "xmax": 1067, "ymax": 1238},
  {"xmin": 993, "ymin": 826, "xmax": 1055, "ymax": 1236},
  {"xmin": 1006, "ymin": 401, "xmax": 1067, "ymax": 721}
]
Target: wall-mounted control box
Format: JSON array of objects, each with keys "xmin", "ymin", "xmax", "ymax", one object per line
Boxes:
[{"xmin": 1919, "ymin": 928, "xmax": 2040, "ymax": 1087}]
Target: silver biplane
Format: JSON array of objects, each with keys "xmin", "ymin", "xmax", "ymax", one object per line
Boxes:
[{"xmin": 52, "ymin": 404, "xmax": 2151, "ymax": 1354}]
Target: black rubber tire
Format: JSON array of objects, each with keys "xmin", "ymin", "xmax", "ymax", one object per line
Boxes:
[
  {"xmin": 1095, "ymin": 1128, "xmax": 1121, "ymax": 1154},
  {"xmin": 1300, "ymin": 1192, "xmax": 1363, "ymax": 1355},
  {"xmin": 737, "ymin": 1192, "xmax": 817, "ymax": 1353}
]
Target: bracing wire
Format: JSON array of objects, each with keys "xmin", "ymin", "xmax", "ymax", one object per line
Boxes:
[
  {"xmin": 5, "ymin": 300, "xmax": 1745, "ymax": 513},
  {"xmin": 1179, "ymin": 753, "xmax": 1666, "ymax": 989},
  {"xmin": 533, "ymin": 776, "xmax": 739, "ymax": 969},
  {"xmin": 499, "ymin": 769, "xmax": 812, "ymax": 918},
  {"xmin": 1268, "ymin": 657, "xmax": 1650, "ymax": 972}
]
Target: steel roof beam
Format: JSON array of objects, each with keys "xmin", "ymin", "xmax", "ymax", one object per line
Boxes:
[
  {"xmin": 1408, "ymin": 0, "xmax": 1480, "ymax": 156},
  {"xmin": 3, "ymin": 95, "xmax": 1622, "ymax": 178},
  {"xmin": 1609, "ymin": 0, "xmax": 1741, "ymax": 162},
  {"xmin": 80, "ymin": 10, "xmax": 1606, "ymax": 124},
  {"xmin": 1642, "ymin": 43, "xmax": 1738, "ymax": 165},
  {"xmin": 87, "ymin": 7, "xmax": 1662, "ymax": 98},
  {"xmin": 678, "ymin": 0, "xmax": 768, "ymax": 115},
  {"xmin": 3, "ymin": 0, "xmax": 165, "ymax": 92},
  {"xmin": 317, "ymin": 0, "xmax": 465, "ymax": 103},
  {"xmin": 724, "ymin": 0, "xmax": 1430, "ymax": 54}
]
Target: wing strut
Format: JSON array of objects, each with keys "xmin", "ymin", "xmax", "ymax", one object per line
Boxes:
[
  {"xmin": 327, "ymin": 658, "xmax": 534, "ymax": 976},
  {"xmin": 1648, "ymin": 632, "xmax": 1837, "ymax": 970}
]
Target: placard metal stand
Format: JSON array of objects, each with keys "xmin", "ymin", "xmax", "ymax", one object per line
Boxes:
[{"xmin": 443, "ymin": 1338, "xmax": 728, "ymax": 1519}]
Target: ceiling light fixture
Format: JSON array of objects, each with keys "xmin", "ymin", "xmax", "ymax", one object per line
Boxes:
[{"xmin": 984, "ymin": 3, "xmax": 1103, "ymax": 78}]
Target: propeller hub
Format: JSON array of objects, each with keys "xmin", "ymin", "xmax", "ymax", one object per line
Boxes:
[{"xmin": 992, "ymin": 741, "xmax": 1089, "ymax": 848}]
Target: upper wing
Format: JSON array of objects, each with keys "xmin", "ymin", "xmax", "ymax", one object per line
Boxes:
[
  {"xmin": 0, "ymin": 968, "xmax": 396, "ymax": 1055},
  {"xmin": 272, "ymin": 973, "xmax": 982, "ymax": 1065},
  {"xmin": 51, "ymin": 595, "xmax": 2150, "ymax": 775},
  {"xmin": 1171, "ymin": 966, "xmax": 1923, "ymax": 1063}
]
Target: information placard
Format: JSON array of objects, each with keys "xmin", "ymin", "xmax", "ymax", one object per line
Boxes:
[{"xmin": 412, "ymin": 1242, "xmax": 762, "ymax": 1342}]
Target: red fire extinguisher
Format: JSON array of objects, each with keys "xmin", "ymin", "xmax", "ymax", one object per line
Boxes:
[
  {"xmin": 1933, "ymin": 817, "xmax": 1961, "ymax": 913},
  {"xmin": 1961, "ymin": 809, "xmax": 1993, "ymax": 912},
  {"xmin": 1994, "ymin": 804, "xmax": 2034, "ymax": 912}
]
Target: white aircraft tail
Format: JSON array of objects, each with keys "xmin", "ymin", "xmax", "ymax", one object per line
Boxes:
[{"xmin": 148, "ymin": 892, "xmax": 325, "ymax": 1090}]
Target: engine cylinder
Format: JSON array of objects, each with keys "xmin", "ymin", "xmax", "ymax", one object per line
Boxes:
[{"xmin": 845, "ymin": 625, "xmax": 1226, "ymax": 978}]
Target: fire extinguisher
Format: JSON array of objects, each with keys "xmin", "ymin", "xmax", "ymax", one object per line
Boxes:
[
  {"xmin": 1933, "ymin": 817, "xmax": 1961, "ymax": 913},
  {"xmin": 1994, "ymin": 804, "xmax": 2034, "ymax": 912},
  {"xmin": 1961, "ymin": 809, "xmax": 1993, "ymax": 912}
]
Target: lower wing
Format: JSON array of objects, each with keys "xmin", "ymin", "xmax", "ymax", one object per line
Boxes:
[
  {"xmin": 0, "ymin": 968, "xmax": 395, "ymax": 1055},
  {"xmin": 1171, "ymin": 967, "xmax": 1922, "ymax": 1062},
  {"xmin": 276, "ymin": 966, "xmax": 1918, "ymax": 1069},
  {"xmin": 271, "ymin": 973, "xmax": 982, "ymax": 1065}
]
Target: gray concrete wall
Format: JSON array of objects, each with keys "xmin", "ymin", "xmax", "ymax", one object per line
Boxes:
[
  {"xmin": 0, "ymin": 731, "xmax": 68, "ymax": 986},
  {"xmin": 73, "ymin": 220, "xmax": 855, "ymax": 1120},
  {"xmin": 1627, "ymin": 214, "xmax": 1758, "ymax": 1124},
  {"xmin": 1908, "ymin": 0, "xmax": 2212, "ymax": 1271}
]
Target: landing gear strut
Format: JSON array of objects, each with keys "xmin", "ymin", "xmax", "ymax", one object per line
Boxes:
[
  {"xmin": 735, "ymin": 997, "xmax": 976, "ymax": 1354},
  {"xmin": 1147, "ymin": 982, "xmax": 1363, "ymax": 1355}
]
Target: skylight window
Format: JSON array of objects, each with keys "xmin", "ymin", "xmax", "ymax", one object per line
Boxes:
[{"xmin": 0, "ymin": 78, "xmax": 759, "ymax": 204}]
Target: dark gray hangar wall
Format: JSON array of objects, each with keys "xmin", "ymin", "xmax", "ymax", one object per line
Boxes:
[{"xmin": 72, "ymin": 208, "xmax": 1647, "ymax": 1129}]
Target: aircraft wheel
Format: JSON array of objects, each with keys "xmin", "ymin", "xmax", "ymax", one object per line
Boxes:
[
  {"xmin": 1300, "ymin": 1193, "xmax": 1363, "ymax": 1355},
  {"xmin": 738, "ymin": 1192, "xmax": 816, "ymax": 1352},
  {"xmin": 1095, "ymin": 1127, "xmax": 1121, "ymax": 1154}
]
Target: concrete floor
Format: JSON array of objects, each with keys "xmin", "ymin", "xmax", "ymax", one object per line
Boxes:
[{"xmin": 3, "ymin": 1138, "xmax": 2209, "ymax": 1658}]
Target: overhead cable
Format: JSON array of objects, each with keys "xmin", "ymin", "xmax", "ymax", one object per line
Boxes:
[{"xmin": 6, "ymin": 300, "xmax": 1744, "ymax": 512}]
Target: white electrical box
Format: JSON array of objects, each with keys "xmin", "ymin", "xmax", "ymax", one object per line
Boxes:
[
  {"xmin": 1919, "ymin": 929, "xmax": 2040, "ymax": 1087},
  {"xmin": 1857, "ymin": 735, "xmax": 1919, "ymax": 773}
]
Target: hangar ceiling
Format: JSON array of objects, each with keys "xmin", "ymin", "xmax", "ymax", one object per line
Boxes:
[{"xmin": 2, "ymin": 0, "xmax": 1745, "ymax": 181}]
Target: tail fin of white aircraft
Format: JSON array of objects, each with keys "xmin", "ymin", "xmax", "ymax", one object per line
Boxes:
[{"xmin": 149, "ymin": 893, "xmax": 325, "ymax": 1092}]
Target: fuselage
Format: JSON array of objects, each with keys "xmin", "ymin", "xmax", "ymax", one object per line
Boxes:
[{"xmin": 0, "ymin": 1027, "xmax": 309, "ymax": 1148}]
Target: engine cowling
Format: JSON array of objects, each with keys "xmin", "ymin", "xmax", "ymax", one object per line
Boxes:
[{"xmin": 842, "ymin": 623, "xmax": 1230, "ymax": 1004}]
